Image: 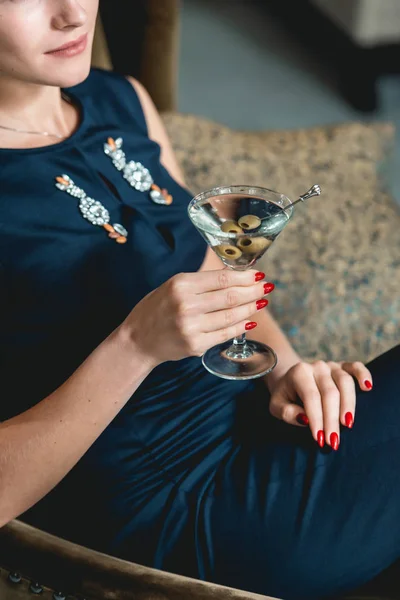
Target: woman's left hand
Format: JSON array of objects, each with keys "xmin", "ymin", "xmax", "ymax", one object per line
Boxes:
[{"xmin": 268, "ymin": 360, "xmax": 373, "ymax": 450}]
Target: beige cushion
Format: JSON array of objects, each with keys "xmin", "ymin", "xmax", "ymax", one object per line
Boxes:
[{"xmin": 164, "ymin": 114, "xmax": 399, "ymax": 363}]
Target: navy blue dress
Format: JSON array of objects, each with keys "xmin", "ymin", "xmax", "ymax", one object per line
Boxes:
[{"xmin": 1, "ymin": 69, "xmax": 400, "ymax": 600}]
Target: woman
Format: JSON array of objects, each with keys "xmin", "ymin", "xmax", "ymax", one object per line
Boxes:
[{"xmin": 0, "ymin": 2, "xmax": 399, "ymax": 599}]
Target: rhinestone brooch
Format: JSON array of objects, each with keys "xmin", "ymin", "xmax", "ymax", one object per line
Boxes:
[
  {"xmin": 104, "ymin": 137, "xmax": 173, "ymax": 205},
  {"xmin": 55, "ymin": 174, "xmax": 128, "ymax": 244}
]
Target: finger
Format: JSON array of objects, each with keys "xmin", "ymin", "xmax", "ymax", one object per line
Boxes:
[
  {"xmin": 179, "ymin": 269, "xmax": 266, "ymax": 294},
  {"xmin": 198, "ymin": 281, "xmax": 269, "ymax": 314},
  {"xmin": 201, "ymin": 298, "xmax": 266, "ymax": 333},
  {"xmin": 269, "ymin": 392, "xmax": 310, "ymax": 427},
  {"xmin": 289, "ymin": 363, "xmax": 324, "ymax": 445},
  {"xmin": 313, "ymin": 361, "xmax": 340, "ymax": 450},
  {"xmin": 340, "ymin": 361, "xmax": 373, "ymax": 392},
  {"xmin": 330, "ymin": 366, "xmax": 356, "ymax": 429},
  {"xmin": 205, "ymin": 318, "xmax": 258, "ymax": 348}
]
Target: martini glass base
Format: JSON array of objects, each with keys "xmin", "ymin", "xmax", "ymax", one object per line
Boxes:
[{"xmin": 202, "ymin": 340, "xmax": 277, "ymax": 380}]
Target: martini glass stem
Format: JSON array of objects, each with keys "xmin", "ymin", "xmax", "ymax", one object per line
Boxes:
[
  {"xmin": 233, "ymin": 333, "xmax": 246, "ymax": 347},
  {"xmin": 226, "ymin": 333, "xmax": 253, "ymax": 359}
]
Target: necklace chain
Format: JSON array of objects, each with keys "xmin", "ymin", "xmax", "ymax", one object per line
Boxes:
[{"xmin": 0, "ymin": 93, "xmax": 71, "ymax": 140}]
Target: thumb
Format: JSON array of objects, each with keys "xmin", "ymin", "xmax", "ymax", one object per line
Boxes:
[{"xmin": 270, "ymin": 390, "xmax": 309, "ymax": 427}]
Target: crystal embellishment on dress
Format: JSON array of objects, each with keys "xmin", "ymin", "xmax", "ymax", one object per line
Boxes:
[
  {"xmin": 150, "ymin": 183, "xmax": 173, "ymax": 206},
  {"xmin": 123, "ymin": 159, "xmax": 153, "ymax": 192},
  {"xmin": 55, "ymin": 174, "xmax": 128, "ymax": 244},
  {"xmin": 104, "ymin": 137, "xmax": 173, "ymax": 205}
]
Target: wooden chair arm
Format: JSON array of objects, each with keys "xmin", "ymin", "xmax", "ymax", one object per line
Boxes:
[{"xmin": 0, "ymin": 519, "xmax": 276, "ymax": 600}]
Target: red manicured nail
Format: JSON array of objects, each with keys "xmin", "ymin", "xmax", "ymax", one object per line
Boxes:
[
  {"xmin": 296, "ymin": 413, "xmax": 309, "ymax": 426},
  {"xmin": 317, "ymin": 430, "xmax": 325, "ymax": 448},
  {"xmin": 364, "ymin": 380, "xmax": 373, "ymax": 390},
  {"xmin": 330, "ymin": 432, "xmax": 339, "ymax": 451},
  {"xmin": 256, "ymin": 299, "xmax": 269, "ymax": 310},
  {"xmin": 345, "ymin": 412, "xmax": 353, "ymax": 429},
  {"xmin": 245, "ymin": 321, "xmax": 257, "ymax": 331},
  {"xmin": 263, "ymin": 282, "xmax": 275, "ymax": 294},
  {"xmin": 255, "ymin": 272, "xmax": 265, "ymax": 282}
]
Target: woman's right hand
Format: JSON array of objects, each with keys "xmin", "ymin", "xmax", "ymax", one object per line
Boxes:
[{"xmin": 121, "ymin": 270, "xmax": 272, "ymax": 368}]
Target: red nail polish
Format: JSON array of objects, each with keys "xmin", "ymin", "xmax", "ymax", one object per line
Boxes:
[
  {"xmin": 263, "ymin": 282, "xmax": 275, "ymax": 294},
  {"xmin": 364, "ymin": 380, "xmax": 373, "ymax": 390},
  {"xmin": 255, "ymin": 272, "xmax": 265, "ymax": 282},
  {"xmin": 245, "ymin": 321, "xmax": 257, "ymax": 331},
  {"xmin": 330, "ymin": 432, "xmax": 339, "ymax": 451},
  {"xmin": 296, "ymin": 413, "xmax": 309, "ymax": 426},
  {"xmin": 317, "ymin": 430, "xmax": 325, "ymax": 448},
  {"xmin": 345, "ymin": 412, "xmax": 353, "ymax": 429},
  {"xmin": 256, "ymin": 299, "xmax": 269, "ymax": 310}
]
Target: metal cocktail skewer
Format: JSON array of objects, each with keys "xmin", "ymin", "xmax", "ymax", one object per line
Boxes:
[{"xmin": 286, "ymin": 184, "xmax": 321, "ymax": 211}]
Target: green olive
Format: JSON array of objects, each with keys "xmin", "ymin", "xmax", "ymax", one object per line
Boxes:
[
  {"xmin": 237, "ymin": 236, "xmax": 271, "ymax": 254},
  {"xmin": 215, "ymin": 244, "xmax": 243, "ymax": 260},
  {"xmin": 238, "ymin": 214, "xmax": 261, "ymax": 231},
  {"xmin": 221, "ymin": 220, "xmax": 243, "ymax": 234}
]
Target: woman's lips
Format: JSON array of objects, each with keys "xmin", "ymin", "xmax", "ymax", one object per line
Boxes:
[{"xmin": 45, "ymin": 33, "xmax": 88, "ymax": 58}]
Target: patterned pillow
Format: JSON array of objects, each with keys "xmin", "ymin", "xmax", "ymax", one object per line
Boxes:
[{"xmin": 163, "ymin": 114, "xmax": 399, "ymax": 362}]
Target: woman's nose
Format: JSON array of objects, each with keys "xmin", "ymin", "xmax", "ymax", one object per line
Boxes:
[{"xmin": 52, "ymin": 0, "xmax": 87, "ymax": 30}]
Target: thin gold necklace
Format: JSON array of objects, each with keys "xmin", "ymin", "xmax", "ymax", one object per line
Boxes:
[{"xmin": 0, "ymin": 92, "xmax": 71, "ymax": 140}]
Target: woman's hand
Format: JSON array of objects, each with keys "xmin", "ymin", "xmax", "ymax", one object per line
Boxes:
[
  {"xmin": 268, "ymin": 360, "xmax": 373, "ymax": 450},
  {"xmin": 122, "ymin": 269, "xmax": 272, "ymax": 369}
]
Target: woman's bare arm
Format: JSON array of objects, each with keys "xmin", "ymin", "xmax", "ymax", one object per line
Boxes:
[{"xmin": 0, "ymin": 325, "xmax": 152, "ymax": 527}]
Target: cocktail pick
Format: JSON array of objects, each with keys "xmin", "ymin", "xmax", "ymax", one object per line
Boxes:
[{"xmin": 286, "ymin": 184, "xmax": 321, "ymax": 211}]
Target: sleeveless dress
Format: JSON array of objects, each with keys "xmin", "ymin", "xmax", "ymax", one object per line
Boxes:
[{"xmin": 1, "ymin": 69, "xmax": 400, "ymax": 600}]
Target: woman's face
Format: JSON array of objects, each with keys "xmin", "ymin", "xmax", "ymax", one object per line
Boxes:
[{"xmin": 0, "ymin": 0, "xmax": 98, "ymax": 89}]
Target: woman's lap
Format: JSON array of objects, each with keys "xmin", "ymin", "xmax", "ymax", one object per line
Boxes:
[{"xmin": 200, "ymin": 344, "xmax": 400, "ymax": 599}]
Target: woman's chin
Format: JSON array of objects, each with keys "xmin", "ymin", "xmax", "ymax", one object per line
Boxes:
[{"xmin": 48, "ymin": 62, "xmax": 92, "ymax": 89}]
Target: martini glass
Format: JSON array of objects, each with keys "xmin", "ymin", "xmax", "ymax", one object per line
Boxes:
[{"xmin": 188, "ymin": 185, "xmax": 293, "ymax": 380}]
